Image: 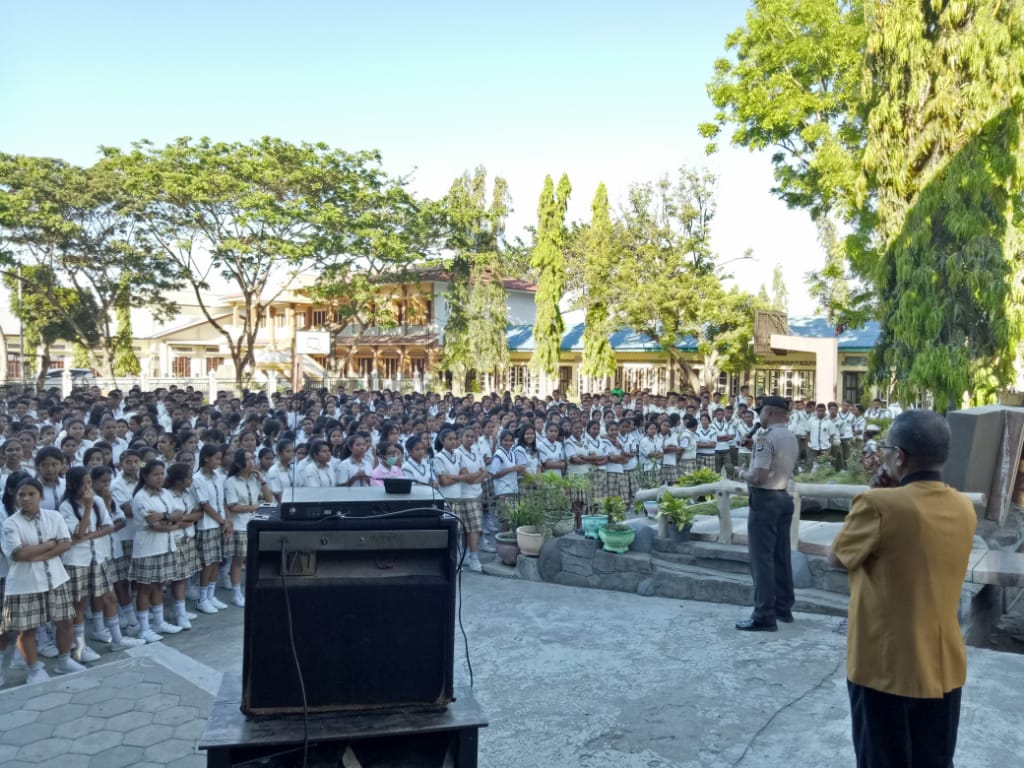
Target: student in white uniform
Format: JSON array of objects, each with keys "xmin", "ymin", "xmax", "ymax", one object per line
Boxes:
[
  {"xmin": 1, "ymin": 477, "xmax": 83, "ymax": 683},
  {"xmin": 192, "ymin": 444, "xmax": 229, "ymax": 615},
  {"xmin": 223, "ymin": 450, "xmax": 272, "ymax": 608}
]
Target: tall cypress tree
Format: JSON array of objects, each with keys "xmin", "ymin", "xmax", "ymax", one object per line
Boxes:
[
  {"xmin": 530, "ymin": 174, "xmax": 571, "ymax": 377},
  {"xmin": 579, "ymin": 183, "xmax": 617, "ymax": 383},
  {"xmin": 112, "ymin": 277, "xmax": 141, "ymax": 376},
  {"xmin": 861, "ymin": 0, "xmax": 1024, "ymax": 409}
]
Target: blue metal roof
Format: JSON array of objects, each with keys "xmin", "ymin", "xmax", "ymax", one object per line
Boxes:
[
  {"xmin": 507, "ymin": 317, "xmax": 881, "ymax": 354},
  {"xmin": 787, "ymin": 317, "xmax": 881, "ymax": 350}
]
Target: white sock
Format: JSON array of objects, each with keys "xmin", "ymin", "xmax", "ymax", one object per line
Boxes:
[
  {"xmin": 152, "ymin": 605, "xmax": 165, "ymax": 625},
  {"xmin": 204, "ymin": 585, "xmax": 214, "ymax": 602},
  {"xmin": 138, "ymin": 611, "xmax": 151, "ymax": 634},
  {"xmin": 72, "ymin": 623, "xmax": 85, "ymax": 649},
  {"xmin": 105, "ymin": 616, "xmax": 125, "ymax": 644},
  {"xmin": 126, "ymin": 604, "xmax": 138, "ymax": 625},
  {"xmin": 92, "ymin": 612, "xmax": 106, "ymax": 635},
  {"xmin": 36, "ymin": 624, "xmax": 51, "ymax": 646},
  {"xmin": 232, "ymin": 584, "xmax": 243, "ymax": 599},
  {"xmin": 175, "ymin": 600, "xmax": 186, "ymax": 619}
]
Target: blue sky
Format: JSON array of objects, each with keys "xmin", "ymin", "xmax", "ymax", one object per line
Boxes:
[{"xmin": 0, "ymin": 0, "xmax": 823, "ymax": 313}]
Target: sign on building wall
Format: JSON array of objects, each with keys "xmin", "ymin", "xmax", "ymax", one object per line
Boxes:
[{"xmin": 296, "ymin": 331, "xmax": 331, "ymax": 355}]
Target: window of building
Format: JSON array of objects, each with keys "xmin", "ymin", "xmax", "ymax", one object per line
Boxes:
[
  {"xmin": 380, "ymin": 357, "xmax": 399, "ymax": 379},
  {"xmin": 172, "ymin": 356, "xmax": 192, "ymax": 378},
  {"xmin": 312, "ymin": 310, "xmax": 328, "ymax": 327},
  {"xmin": 508, "ymin": 365, "xmax": 531, "ymax": 393},
  {"xmin": 842, "ymin": 372, "xmax": 863, "ymax": 405},
  {"xmin": 356, "ymin": 358, "xmax": 373, "ymax": 377},
  {"xmin": 207, "ymin": 357, "xmax": 224, "ymax": 373}
]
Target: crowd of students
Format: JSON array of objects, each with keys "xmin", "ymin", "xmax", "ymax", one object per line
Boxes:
[{"xmin": 0, "ymin": 381, "xmax": 891, "ymax": 688}]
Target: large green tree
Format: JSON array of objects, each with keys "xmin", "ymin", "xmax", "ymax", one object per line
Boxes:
[
  {"xmin": 435, "ymin": 167, "xmax": 512, "ymax": 391},
  {"xmin": 529, "ymin": 174, "xmax": 571, "ymax": 378},
  {"xmin": 613, "ymin": 167, "xmax": 759, "ymax": 391},
  {"xmin": 860, "ymin": 0, "xmax": 1024, "ymax": 410},
  {"xmin": 0, "ymin": 154, "xmax": 181, "ymax": 377},
  {"xmin": 113, "ymin": 136, "xmax": 414, "ymax": 391},
  {"xmin": 569, "ymin": 183, "xmax": 619, "ymax": 386},
  {"xmin": 702, "ymin": 0, "xmax": 871, "ymax": 327},
  {"xmin": 2, "ymin": 265, "xmax": 92, "ymax": 380}
]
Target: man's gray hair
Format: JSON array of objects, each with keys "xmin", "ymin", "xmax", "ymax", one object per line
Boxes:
[{"xmin": 887, "ymin": 410, "xmax": 950, "ymax": 466}]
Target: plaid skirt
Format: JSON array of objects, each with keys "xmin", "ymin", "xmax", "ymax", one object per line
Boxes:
[
  {"xmin": 175, "ymin": 536, "xmax": 200, "ymax": 580},
  {"xmin": 130, "ymin": 551, "xmax": 178, "ymax": 585},
  {"xmin": 661, "ymin": 465, "xmax": 680, "ymax": 485},
  {"xmin": 222, "ymin": 530, "xmax": 248, "ymax": 560},
  {"xmin": 452, "ymin": 497, "xmax": 483, "ymax": 534},
  {"xmin": 65, "ymin": 561, "xmax": 114, "ymax": 602},
  {"xmin": 603, "ymin": 472, "xmax": 628, "ymax": 502},
  {"xmin": 624, "ymin": 470, "xmax": 640, "ymax": 503},
  {"xmin": 196, "ymin": 527, "xmax": 225, "ymax": 567},
  {"xmin": 481, "ymin": 476, "xmax": 496, "ymax": 513},
  {"xmin": 678, "ymin": 459, "xmax": 697, "ymax": 475},
  {"xmin": 1, "ymin": 582, "xmax": 76, "ymax": 632},
  {"xmin": 696, "ymin": 454, "xmax": 716, "ymax": 469},
  {"xmin": 109, "ymin": 555, "xmax": 132, "ymax": 583}
]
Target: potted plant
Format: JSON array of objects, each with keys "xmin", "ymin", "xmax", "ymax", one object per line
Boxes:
[
  {"xmin": 508, "ymin": 496, "xmax": 547, "ymax": 557},
  {"xmin": 596, "ymin": 496, "xmax": 635, "ymax": 554},
  {"xmin": 524, "ymin": 472, "xmax": 575, "ymax": 536},
  {"xmin": 656, "ymin": 492, "xmax": 699, "ymax": 541}
]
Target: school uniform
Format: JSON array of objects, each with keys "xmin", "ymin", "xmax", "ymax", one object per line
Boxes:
[
  {"xmin": 601, "ymin": 437, "xmax": 627, "ymax": 502},
  {"xmin": 59, "ymin": 497, "xmax": 115, "ymax": 601},
  {"xmin": 489, "ymin": 446, "xmax": 523, "ymax": 500},
  {"xmin": 223, "ymin": 474, "xmax": 261, "ymax": 560},
  {"xmin": 130, "ymin": 488, "xmax": 180, "ymax": 584},
  {"xmin": 192, "ymin": 469, "xmax": 226, "ymax": 568},
  {"xmin": 712, "ymin": 418, "xmax": 734, "ymax": 472},
  {"xmin": 299, "ymin": 461, "xmax": 335, "ymax": 488},
  {"xmin": 660, "ymin": 432, "xmax": 680, "ymax": 485},
  {"xmin": 678, "ymin": 430, "xmax": 698, "ymax": 474},
  {"xmin": 694, "ymin": 425, "xmax": 718, "ymax": 469},
  {"xmin": 168, "ymin": 487, "xmax": 200, "ymax": 579},
  {"xmin": 619, "ymin": 429, "xmax": 641, "ymax": 503},
  {"xmin": 807, "ymin": 415, "xmax": 838, "ymax": 457},
  {"xmin": 109, "ymin": 472, "xmax": 138, "ymax": 575},
  {"xmin": 337, "ymin": 455, "xmax": 375, "ymax": 487},
  {"xmin": 265, "ymin": 461, "xmax": 295, "ymax": 499},
  {"xmin": 0, "ymin": 508, "xmax": 76, "ymax": 632},
  {"xmin": 402, "ymin": 457, "xmax": 435, "ymax": 486},
  {"xmin": 455, "ymin": 446, "xmax": 485, "ymax": 534},
  {"xmin": 536, "ymin": 436, "xmax": 566, "ymax": 477}
]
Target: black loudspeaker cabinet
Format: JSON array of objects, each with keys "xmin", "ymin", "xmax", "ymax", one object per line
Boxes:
[{"xmin": 242, "ymin": 514, "xmax": 457, "ymax": 716}]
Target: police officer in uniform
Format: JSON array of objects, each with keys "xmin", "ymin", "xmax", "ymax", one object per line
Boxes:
[{"xmin": 733, "ymin": 396, "xmax": 799, "ymax": 631}]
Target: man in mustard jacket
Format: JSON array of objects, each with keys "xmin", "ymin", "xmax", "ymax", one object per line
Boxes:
[{"xmin": 829, "ymin": 409, "xmax": 976, "ymax": 768}]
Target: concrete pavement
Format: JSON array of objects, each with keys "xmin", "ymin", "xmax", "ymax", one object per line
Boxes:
[{"xmin": 2, "ymin": 574, "xmax": 1023, "ymax": 767}]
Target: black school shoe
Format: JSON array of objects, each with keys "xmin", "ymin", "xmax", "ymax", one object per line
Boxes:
[
  {"xmin": 735, "ymin": 618, "xmax": 778, "ymax": 632},
  {"xmin": 776, "ymin": 612, "xmax": 794, "ymax": 623}
]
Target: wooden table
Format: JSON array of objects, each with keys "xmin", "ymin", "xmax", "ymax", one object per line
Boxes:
[{"xmin": 199, "ymin": 675, "xmax": 487, "ymax": 767}]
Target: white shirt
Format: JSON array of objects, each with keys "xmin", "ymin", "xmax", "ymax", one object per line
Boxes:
[
  {"xmin": 223, "ymin": 474, "xmax": 262, "ymax": 529},
  {"xmin": 39, "ymin": 478, "xmax": 66, "ymax": 514},
  {"xmin": 131, "ymin": 488, "xmax": 178, "ymax": 559},
  {"xmin": 564, "ymin": 436, "xmax": 592, "ymax": 476},
  {"xmin": 299, "ymin": 461, "xmax": 335, "ymax": 488},
  {"xmin": 110, "ymin": 472, "xmax": 139, "ymax": 543},
  {"xmin": 402, "ymin": 457, "xmax": 434, "ymax": 485},
  {"xmin": 265, "ymin": 461, "xmax": 295, "ymax": 498},
  {"xmin": 601, "ymin": 438, "xmax": 625, "ymax": 474},
  {"xmin": 432, "ymin": 449, "xmax": 464, "ymax": 500},
  {"xmin": 337, "ymin": 455, "xmax": 375, "ymax": 487},
  {"xmin": 489, "ymin": 446, "xmax": 523, "ymax": 497},
  {"xmin": 1, "ymin": 508, "xmax": 72, "ymax": 595},
  {"xmin": 536, "ymin": 436, "xmax": 565, "ymax": 476},
  {"xmin": 808, "ymin": 415, "xmax": 838, "ymax": 451},
  {"xmin": 191, "ymin": 469, "xmax": 226, "ymax": 531},
  {"xmin": 457, "ymin": 445, "xmax": 485, "ymax": 498},
  {"xmin": 59, "ymin": 496, "xmax": 115, "ymax": 566}
]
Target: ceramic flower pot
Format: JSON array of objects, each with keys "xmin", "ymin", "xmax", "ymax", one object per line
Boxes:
[
  {"xmin": 581, "ymin": 514, "xmax": 607, "ymax": 540},
  {"xmin": 516, "ymin": 525, "xmax": 547, "ymax": 557},
  {"xmin": 597, "ymin": 524, "xmax": 636, "ymax": 554},
  {"xmin": 550, "ymin": 514, "xmax": 575, "ymax": 537},
  {"xmin": 494, "ymin": 531, "xmax": 520, "ymax": 566}
]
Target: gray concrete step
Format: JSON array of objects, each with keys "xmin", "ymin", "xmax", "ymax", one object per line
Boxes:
[{"xmin": 650, "ymin": 556, "xmax": 848, "ymax": 617}]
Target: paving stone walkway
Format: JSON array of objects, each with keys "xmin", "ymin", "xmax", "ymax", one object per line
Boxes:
[{"xmin": 0, "ymin": 574, "xmax": 1022, "ymax": 767}]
